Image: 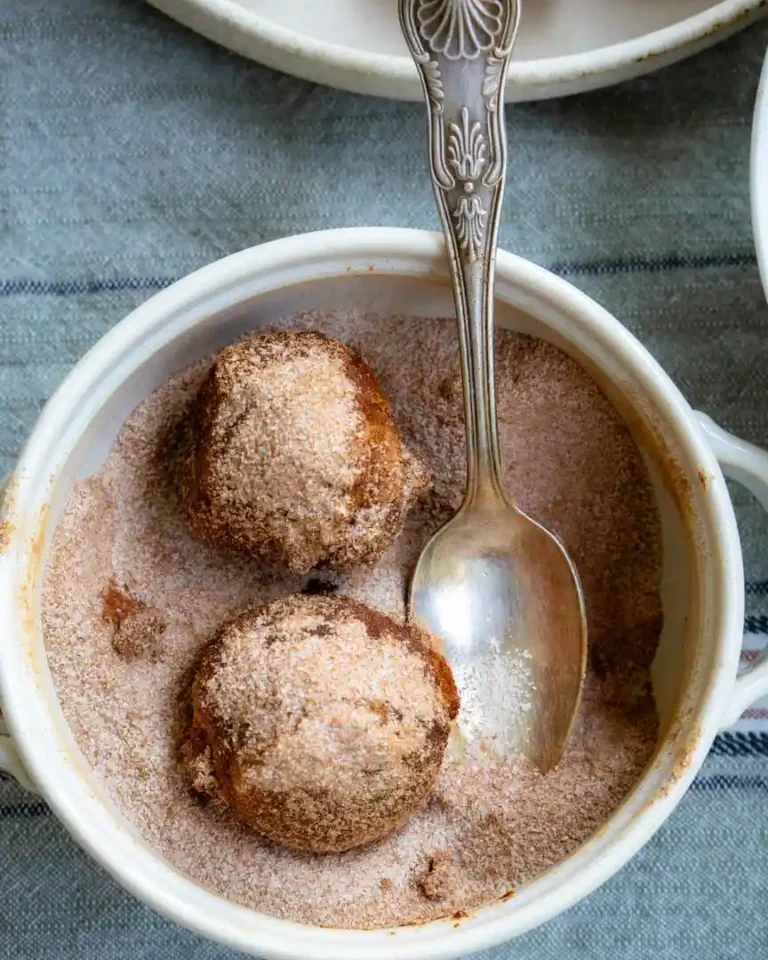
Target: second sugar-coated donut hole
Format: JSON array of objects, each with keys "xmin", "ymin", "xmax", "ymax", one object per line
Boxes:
[{"xmin": 179, "ymin": 594, "xmax": 459, "ymax": 854}]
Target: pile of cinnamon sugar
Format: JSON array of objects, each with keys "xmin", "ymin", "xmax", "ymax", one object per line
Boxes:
[{"xmin": 42, "ymin": 312, "xmax": 662, "ymax": 929}]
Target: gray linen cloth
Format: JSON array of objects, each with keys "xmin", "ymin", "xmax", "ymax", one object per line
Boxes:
[{"xmin": 0, "ymin": 1, "xmax": 766, "ymax": 957}]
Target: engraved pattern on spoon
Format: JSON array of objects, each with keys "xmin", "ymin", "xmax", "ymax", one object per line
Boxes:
[{"xmin": 400, "ymin": 0, "xmax": 520, "ymax": 263}]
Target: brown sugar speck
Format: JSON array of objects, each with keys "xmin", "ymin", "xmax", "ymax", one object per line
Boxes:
[
  {"xmin": 417, "ymin": 851, "xmax": 461, "ymax": 904},
  {"xmin": 102, "ymin": 578, "xmax": 140, "ymax": 627},
  {"xmin": 102, "ymin": 579, "xmax": 166, "ymax": 661},
  {"xmin": 0, "ymin": 518, "xmax": 15, "ymax": 553},
  {"xmin": 112, "ymin": 607, "xmax": 166, "ymax": 661}
]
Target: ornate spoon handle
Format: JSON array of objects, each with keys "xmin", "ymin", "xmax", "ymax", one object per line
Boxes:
[{"xmin": 399, "ymin": 0, "xmax": 521, "ymax": 504}]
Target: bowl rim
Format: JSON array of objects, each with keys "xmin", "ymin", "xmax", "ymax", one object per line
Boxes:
[
  {"xmin": 751, "ymin": 42, "xmax": 768, "ymax": 299},
  {"xmin": 149, "ymin": 0, "xmax": 766, "ymax": 101},
  {"xmin": 0, "ymin": 228, "xmax": 744, "ymax": 960}
]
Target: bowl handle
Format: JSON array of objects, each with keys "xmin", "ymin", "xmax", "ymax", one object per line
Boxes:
[
  {"xmin": 0, "ymin": 472, "xmax": 38, "ymax": 794},
  {"xmin": 695, "ymin": 412, "xmax": 768, "ymax": 729},
  {"xmin": 0, "ymin": 721, "xmax": 37, "ymax": 793}
]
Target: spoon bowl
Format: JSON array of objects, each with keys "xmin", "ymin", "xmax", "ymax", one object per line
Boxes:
[
  {"xmin": 410, "ymin": 493, "xmax": 587, "ymax": 771},
  {"xmin": 401, "ymin": 0, "xmax": 587, "ymax": 769}
]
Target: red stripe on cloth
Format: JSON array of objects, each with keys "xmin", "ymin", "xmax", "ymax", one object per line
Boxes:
[{"xmin": 740, "ymin": 650, "xmax": 764, "ymax": 662}]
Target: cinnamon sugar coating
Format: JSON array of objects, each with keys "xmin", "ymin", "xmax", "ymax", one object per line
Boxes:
[
  {"xmin": 179, "ymin": 331, "xmax": 430, "ymax": 574},
  {"xmin": 179, "ymin": 594, "xmax": 459, "ymax": 853},
  {"xmin": 43, "ymin": 312, "xmax": 663, "ymax": 929}
]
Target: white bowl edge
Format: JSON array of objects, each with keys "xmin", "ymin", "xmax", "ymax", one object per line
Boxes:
[
  {"xmin": 751, "ymin": 43, "xmax": 768, "ymax": 298},
  {"xmin": 0, "ymin": 228, "xmax": 746, "ymax": 960}
]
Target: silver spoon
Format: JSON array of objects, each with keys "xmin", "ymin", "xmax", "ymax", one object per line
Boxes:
[{"xmin": 399, "ymin": 0, "xmax": 587, "ymax": 771}]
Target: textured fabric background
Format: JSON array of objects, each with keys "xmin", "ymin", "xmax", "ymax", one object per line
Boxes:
[{"xmin": 1, "ymin": 1, "xmax": 767, "ymax": 957}]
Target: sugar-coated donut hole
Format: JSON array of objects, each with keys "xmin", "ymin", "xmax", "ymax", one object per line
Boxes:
[
  {"xmin": 179, "ymin": 594, "xmax": 459, "ymax": 853},
  {"xmin": 178, "ymin": 330, "xmax": 430, "ymax": 574}
]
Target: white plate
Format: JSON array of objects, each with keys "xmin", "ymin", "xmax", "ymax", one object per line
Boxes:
[
  {"xmin": 752, "ymin": 45, "xmax": 768, "ymax": 298},
  {"xmin": 148, "ymin": 0, "xmax": 766, "ymax": 101}
]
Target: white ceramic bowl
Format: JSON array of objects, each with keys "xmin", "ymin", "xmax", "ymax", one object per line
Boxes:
[
  {"xmin": 751, "ymin": 45, "xmax": 768, "ymax": 298},
  {"xmin": 2, "ymin": 228, "xmax": 768, "ymax": 960},
  {"xmin": 148, "ymin": 0, "xmax": 767, "ymax": 102}
]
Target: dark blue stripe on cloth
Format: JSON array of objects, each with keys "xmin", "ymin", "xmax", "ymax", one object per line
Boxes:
[
  {"xmin": 746, "ymin": 581, "xmax": 768, "ymax": 597},
  {"xmin": 744, "ymin": 614, "xmax": 768, "ymax": 634},
  {"xmin": 710, "ymin": 732, "xmax": 768, "ymax": 757},
  {"xmin": 0, "ymin": 276, "xmax": 176, "ymax": 297},
  {"xmin": 0, "ymin": 252, "xmax": 759, "ymax": 298},
  {"xmin": 0, "ymin": 798, "xmax": 48, "ymax": 818},
  {"xmin": 690, "ymin": 774, "xmax": 768, "ymax": 791},
  {"xmin": 549, "ymin": 252, "xmax": 758, "ymax": 278}
]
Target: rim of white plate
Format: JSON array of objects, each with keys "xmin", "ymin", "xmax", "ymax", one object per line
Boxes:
[{"xmin": 148, "ymin": 0, "xmax": 766, "ymax": 100}]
